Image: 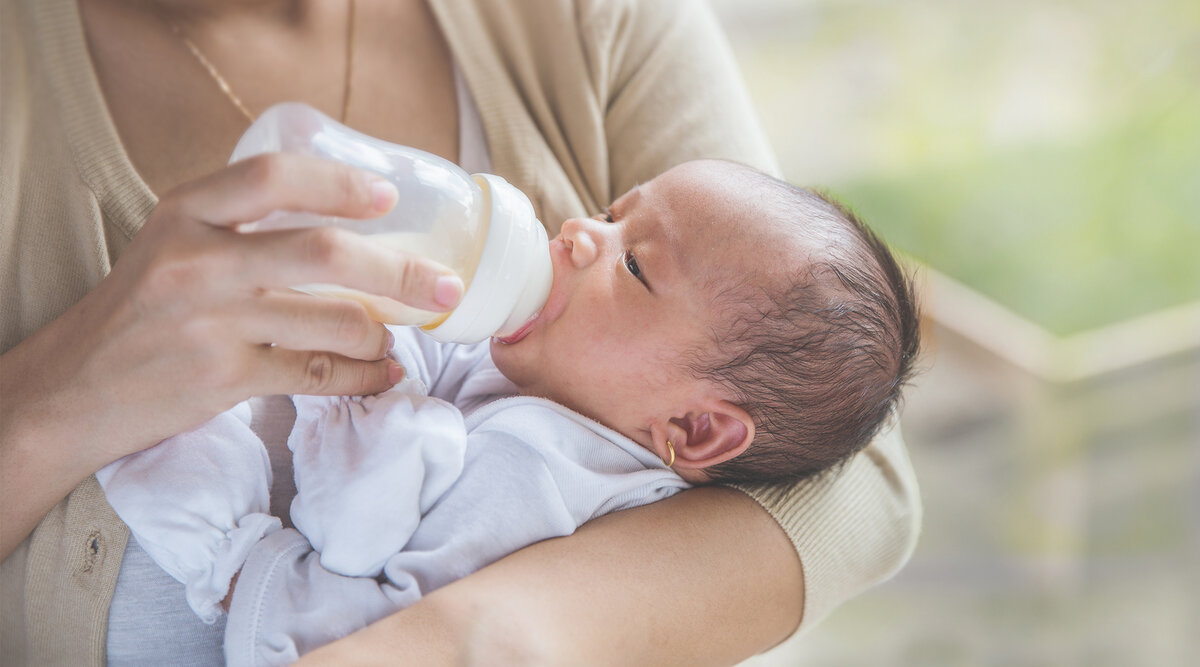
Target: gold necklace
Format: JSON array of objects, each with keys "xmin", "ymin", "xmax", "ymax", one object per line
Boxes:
[{"xmin": 167, "ymin": 0, "xmax": 357, "ymax": 123}]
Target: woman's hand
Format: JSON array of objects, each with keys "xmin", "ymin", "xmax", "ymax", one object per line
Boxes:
[{"xmin": 0, "ymin": 153, "xmax": 463, "ymax": 559}]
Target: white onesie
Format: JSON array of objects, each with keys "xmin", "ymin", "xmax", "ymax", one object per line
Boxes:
[{"xmin": 97, "ymin": 327, "xmax": 689, "ymax": 666}]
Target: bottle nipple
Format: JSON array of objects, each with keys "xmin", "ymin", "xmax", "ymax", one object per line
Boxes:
[{"xmin": 421, "ymin": 174, "xmax": 552, "ymax": 343}]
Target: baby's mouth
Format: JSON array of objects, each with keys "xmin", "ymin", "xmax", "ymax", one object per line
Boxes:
[
  {"xmin": 493, "ymin": 312, "xmax": 539, "ymax": 345},
  {"xmin": 494, "ymin": 236, "xmax": 571, "ymax": 346}
]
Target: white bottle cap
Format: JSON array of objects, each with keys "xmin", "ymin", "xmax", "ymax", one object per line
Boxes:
[{"xmin": 423, "ymin": 174, "xmax": 552, "ymax": 344}]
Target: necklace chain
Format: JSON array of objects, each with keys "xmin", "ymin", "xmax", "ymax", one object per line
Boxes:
[{"xmin": 167, "ymin": 0, "xmax": 356, "ymax": 124}]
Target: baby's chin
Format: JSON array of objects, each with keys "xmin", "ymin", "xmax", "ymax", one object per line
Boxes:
[{"xmin": 488, "ymin": 340, "xmax": 535, "ymax": 390}]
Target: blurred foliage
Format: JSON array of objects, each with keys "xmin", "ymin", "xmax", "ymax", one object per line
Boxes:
[
  {"xmin": 836, "ymin": 94, "xmax": 1200, "ymax": 335},
  {"xmin": 720, "ymin": 0, "xmax": 1200, "ymax": 335}
]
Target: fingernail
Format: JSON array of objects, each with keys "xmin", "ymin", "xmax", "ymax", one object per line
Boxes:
[
  {"xmin": 434, "ymin": 275, "xmax": 464, "ymax": 308},
  {"xmin": 388, "ymin": 362, "xmax": 406, "ymax": 384},
  {"xmin": 371, "ymin": 179, "xmax": 398, "ymax": 213},
  {"xmin": 384, "ymin": 329, "xmax": 395, "ymax": 352}
]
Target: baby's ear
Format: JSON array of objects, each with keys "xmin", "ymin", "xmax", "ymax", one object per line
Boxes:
[{"xmin": 652, "ymin": 400, "xmax": 754, "ymax": 472}]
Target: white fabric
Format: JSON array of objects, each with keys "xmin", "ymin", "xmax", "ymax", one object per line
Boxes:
[{"xmin": 99, "ymin": 328, "xmax": 690, "ymax": 666}]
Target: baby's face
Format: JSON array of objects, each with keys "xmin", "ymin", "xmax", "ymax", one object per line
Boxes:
[{"xmin": 490, "ymin": 161, "xmax": 795, "ymax": 449}]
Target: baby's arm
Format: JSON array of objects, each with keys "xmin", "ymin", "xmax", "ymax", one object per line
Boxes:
[
  {"xmin": 287, "ymin": 388, "xmax": 467, "ymax": 578},
  {"xmin": 95, "ymin": 402, "xmax": 281, "ymax": 623},
  {"xmin": 282, "ymin": 325, "xmax": 497, "ymax": 577}
]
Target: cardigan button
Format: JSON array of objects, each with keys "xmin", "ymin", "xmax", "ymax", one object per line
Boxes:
[{"xmin": 81, "ymin": 530, "xmax": 103, "ymax": 574}]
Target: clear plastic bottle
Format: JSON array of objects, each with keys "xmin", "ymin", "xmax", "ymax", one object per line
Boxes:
[{"xmin": 229, "ymin": 102, "xmax": 552, "ymax": 344}]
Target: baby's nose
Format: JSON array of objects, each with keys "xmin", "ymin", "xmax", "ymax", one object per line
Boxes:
[{"xmin": 560, "ymin": 218, "xmax": 600, "ymax": 268}]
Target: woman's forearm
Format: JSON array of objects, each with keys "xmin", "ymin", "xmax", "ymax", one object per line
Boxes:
[
  {"xmin": 0, "ymin": 327, "xmax": 119, "ymax": 561},
  {"xmin": 300, "ymin": 486, "xmax": 803, "ymax": 666}
]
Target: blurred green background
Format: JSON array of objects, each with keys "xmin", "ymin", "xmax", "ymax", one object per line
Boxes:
[
  {"xmin": 716, "ymin": 0, "xmax": 1200, "ymax": 336},
  {"xmin": 709, "ymin": 0, "xmax": 1200, "ymax": 665}
]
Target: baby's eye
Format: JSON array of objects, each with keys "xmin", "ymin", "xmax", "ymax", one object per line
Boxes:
[
  {"xmin": 623, "ymin": 250, "xmax": 645, "ymax": 282},
  {"xmin": 597, "ymin": 209, "xmax": 614, "ymax": 223}
]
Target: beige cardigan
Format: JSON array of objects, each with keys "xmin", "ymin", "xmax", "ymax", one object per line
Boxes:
[{"xmin": 0, "ymin": 0, "xmax": 921, "ymax": 663}]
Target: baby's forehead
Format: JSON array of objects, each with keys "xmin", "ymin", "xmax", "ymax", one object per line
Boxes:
[
  {"xmin": 652, "ymin": 159, "xmax": 853, "ymax": 292},
  {"xmin": 654, "ymin": 163, "xmax": 794, "ymax": 228},
  {"xmin": 672, "ymin": 200, "xmax": 808, "ymax": 272},
  {"xmin": 631, "ymin": 160, "xmax": 814, "ymax": 276},
  {"xmin": 658, "ymin": 159, "xmax": 775, "ymax": 199}
]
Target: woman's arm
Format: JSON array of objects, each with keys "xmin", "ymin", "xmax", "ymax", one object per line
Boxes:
[{"xmin": 300, "ymin": 487, "xmax": 803, "ymax": 666}]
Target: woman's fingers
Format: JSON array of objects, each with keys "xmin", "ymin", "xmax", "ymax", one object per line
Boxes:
[
  {"xmin": 237, "ymin": 290, "xmax": 394, "ymax": 362},
  {"xmin": 156, "ymin": 153, "xmax": 465, "ymax": 313},
  {"xmin": 233, "ymin": 226, "xmax": 464, "ymax": 313},
  {"xmin": 253, "ymin": 347, "xmax": 403, "ymax": 398},
  {"xmin": 170, "ymin": 152, "xmax": 399, "ymax": 228},
  {"xmin": 107, "ymin": 153, "xmax": 460, "ymax": 407}
]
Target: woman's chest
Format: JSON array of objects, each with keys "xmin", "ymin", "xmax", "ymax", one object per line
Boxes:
[{"xmin": 81, "ymin": 0, "xmax": 459, "ymax": 196}]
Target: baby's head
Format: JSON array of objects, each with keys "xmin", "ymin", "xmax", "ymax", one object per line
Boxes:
[{"xmin": 490, "ymin": 160, "xmax": 919, "ymax": 485}]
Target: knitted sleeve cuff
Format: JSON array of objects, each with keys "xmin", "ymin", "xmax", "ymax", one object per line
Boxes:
[{"xmin": 729, "ymin": 422, "xmax": 922, "ymax": 637}]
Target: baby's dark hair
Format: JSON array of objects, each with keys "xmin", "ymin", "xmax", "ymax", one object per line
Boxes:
[{"xmin": 693, "ymin": 166, "xmax": 920, "ymax": 486}]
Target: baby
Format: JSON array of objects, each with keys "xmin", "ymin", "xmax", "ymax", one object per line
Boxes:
[{"xmin": 98, "ymin": 159, "xmax": 920, "ymax": 665}]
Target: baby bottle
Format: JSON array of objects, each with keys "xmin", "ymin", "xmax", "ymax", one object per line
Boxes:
[{"xmin": 229, "ymin": 102, "xmax": 552, "ymax": 344}]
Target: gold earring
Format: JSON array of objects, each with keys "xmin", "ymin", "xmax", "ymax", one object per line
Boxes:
[{"xmin": 662, "ymin": 441, "xmax": 676, "ymax": 467}]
